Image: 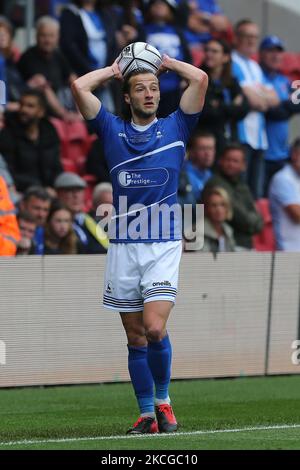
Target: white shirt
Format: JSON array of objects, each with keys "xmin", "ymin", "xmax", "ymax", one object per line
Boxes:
[{"xmin": 269, "ymin": 164, "xmax": 300, "ymax": 251}]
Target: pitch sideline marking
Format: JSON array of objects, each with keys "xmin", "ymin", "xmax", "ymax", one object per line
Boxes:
[{"xmin": 1, "ymin": 424, "xmax": 300, "ymax": 447}]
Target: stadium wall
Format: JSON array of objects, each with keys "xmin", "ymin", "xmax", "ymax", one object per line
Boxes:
[{"xmin": 0, "ymin": 253, "xmax": 299, "ymax": 388}]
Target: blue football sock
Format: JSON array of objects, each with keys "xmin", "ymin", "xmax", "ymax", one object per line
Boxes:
[
  {"xmin": 127, "ymin": 345, "xmax": 154, "ymax": 415},
  {"xmin": 147, "ymin": 334, "xmax": 172, "ymax": 401}
]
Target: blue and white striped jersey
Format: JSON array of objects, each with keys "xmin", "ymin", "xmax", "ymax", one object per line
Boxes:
[{"xmin": 232, "ymin": 50, "xmax": 271, "ymax": 150}]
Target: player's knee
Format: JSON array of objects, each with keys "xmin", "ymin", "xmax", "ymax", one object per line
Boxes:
[
  {"xmin": 127, "ymin": 332, "xmax": 147, "ymax": 348},
  {"xmin": 145, "ymin": 325, "xmax": 165, "ymax": 343}
]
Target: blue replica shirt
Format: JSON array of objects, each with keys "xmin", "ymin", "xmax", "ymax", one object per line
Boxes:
[
  {"xmin": 144, "ymin": 24, "xmax": 184, "ymax": 93},
  {"xmin": 263, "ymin": 70, "xmax": 291, "ymax": 161},
  {"xmin": 185, "ymin": 0, "xmax": 223, "ymax": 45},
  {"xmin": 183, "ymin": 160, "xmax": 212, "ymax": 201},
  {"xmin": 89, "ymin": 106, "xmax": 200, "ymax": 243}
]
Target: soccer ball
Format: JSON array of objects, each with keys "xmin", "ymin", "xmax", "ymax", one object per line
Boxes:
[{"xmin": 116, "ymin": 42, "xmax": 162, "ymax": 77}]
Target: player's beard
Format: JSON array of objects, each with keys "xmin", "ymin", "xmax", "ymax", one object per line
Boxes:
[{"xmin": 130, "ymin": 100, "xmax": 159, "ymax": 120}]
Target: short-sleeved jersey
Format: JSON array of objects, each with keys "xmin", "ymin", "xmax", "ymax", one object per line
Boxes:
[{"xmin": 89, "ymin": 106, "xmax": 200, "ymax": 243}]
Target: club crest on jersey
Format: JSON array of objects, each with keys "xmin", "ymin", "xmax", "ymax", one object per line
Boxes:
[{"xmin": 118, "ymin": 168, "xmax": 169, "ymax": 188}]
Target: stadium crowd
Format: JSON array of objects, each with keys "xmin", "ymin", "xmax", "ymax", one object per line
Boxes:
[{"xmin": 0, "ymin": 0, "xmax": 300, "ymax": 256}]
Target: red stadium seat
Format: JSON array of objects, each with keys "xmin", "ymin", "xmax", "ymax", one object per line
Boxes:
[
  {"xmin": 279, "ymin": 52, "xmax": 300, "ymax": 82},
  {"xmin": 253, "ymin": 198, "xmax": 276, "ymax": 252},
  {"xmin": 50, "ymin": 119, "xmax": 96, "ymax": 176}
]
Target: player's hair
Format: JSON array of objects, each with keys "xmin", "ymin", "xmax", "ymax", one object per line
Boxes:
[
  {"xmin": 203, "ymin": 186, "xmax": 233, "ymax": 221},
  {"xmin": 20, "ymin": 88, "xmax": 48, "ymax": 111},
  {"xmin": 23, "ymin": 186, "xmax": 52, "ymax": 203},
  {"xmin": 221, "ymin": 142, "xmax": 246, "ymax": 159},
  {"xmin": 122, "ymin": 68, "xmax": 158, "ymax": 121},
  {"xmin": 234, "ymin": 18, "xmax": 257, "ymax": 35}
]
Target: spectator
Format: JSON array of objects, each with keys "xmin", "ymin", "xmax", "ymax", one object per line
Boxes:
[
  {"xmin": 0, "ymin": 89, "xmax": 62, "ymax": 192},
  {"xmin": 142, "ymin": 0, "xmax": 191, "ymax": 116},
  {"xmin": 19, "ymin": 186, "xmax": 52, "ymax": 255},
  {"xmin": 83, "ymin": 182, "xmax": 113, "ymax": 254},
  {"xmin": 185, "ymin": 0, "xmax": 230, "ymax": 48},
  {"xmin": 44, "ymin": 199, "xmax": 80, "ymax": 254},
  {"xmin": 18, "ymin": 16, "xmax": 80, "ymax": 122},
  {"xmin": 198, "ymin": 38, "xmax": 249, "ymax": 154},
  {"xmin": 0, "ymin": 153, "xmax": 19, "ymax": 203},
  {"xmin": 269, "ymin": 138, "xmax": 300, "ymax": 251},
  {"xmin": 201, "ymin": 186, "xmax": 235, "ymax": 252},
  {"xmin": 60, "ymin": 0, "xmax": 119, "ymax": 113},
  {"xmin": 260, "ymin": 35, "xmax": 300, "ymax": 196},
  {"xmin": 0, "ymin": 175, "xmax": 20, "ymax": 256},
  {"xmin": 232, "ymin": 19, "xmax": 279, "ymax": 199},
  {"xmin": 16, "ymin": 211, "xmax": 37, "ymax": 255},
  {"xmin": 181, "ymin": 131, "xmax": 215, "ymax": 204},
  {"xmin": 203, "ymin": 142, "xmax": 263, "ymax": 249},
  {"xmin": 85, "ymin": 137, "xmax": 110, "ymax": 184},
  {"xmin": 0, "ymin": 16, "xmax": 25, "ymax": 111},
  {"xmin": 54, "ymin": 171, "xmax": 89, "ymax": 251}
]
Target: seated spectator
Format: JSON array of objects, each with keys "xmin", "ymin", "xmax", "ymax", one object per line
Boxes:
[
  {"xmin": 16, "ymin": 211, "xmax": 37, "ymax": 255},
  {"xmin": 0, "ymin": 89, "xmax": 62, "ymax": 192},
  {"xmin": 201, "ymin": 186, "xmax": 235, "ymax": 252},
  {"xmin": 260, "ymin": 35, "xmax": 300, "ymax": 196},
  {"xmin": 19, "ymin": 186, "xmax": 52, "ymax": 255},
  {"xmin": 203, "ymin": 142, "xmax": 263, "ymax": 249},
  {"xmin": 54, "ymin": 171, "xmax": 89, "ymax": 250},
  {"xmin": 141, "ymin": 0, "xmax": 191, "ymax": 116},
  {"xmin": 83, "ymin": 182, "xmax": 113, "ymax": 254},
  {"xmin": 269, "ymin": 138, "xmax": 300, "ymax": 251},
  {"xmin": 232, "ymin": 19, "xmax": 279, "ymax": 199},
  {"xmin": 0, "ymin": 16, "xmax": 25, "ymax": 112},
  {"xmin": 185, "ymin": 0, "xmax": 230, "ymax": 48},
  {"xmin": 18, "ymin": 16, "xmax": 80, "ymax": 122},
  {"xmin": 0, "ymin": 175, "xmax": 20, "ymax": 256},
  {"xmin": 60, "ymin": 0, "xmax": 120, "ymax": 113},
  {"xmin": 198, "ymin": 38, "xmax": 249, "ymax": 154},
  {"xmin": 44, "ymin": 199, "xmax": 81, "ymax": 254},
  {"xmin": 181, "ymin": 131, "xmax": 215, "ymax": 204}
]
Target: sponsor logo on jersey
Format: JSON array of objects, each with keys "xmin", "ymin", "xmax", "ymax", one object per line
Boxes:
[
  {"xmin": 118, "ymin": 168, "xmax": 169, "ymax": 188},
  {"xmin": 152, "ymin": 281, "xmax": 172, "ymax": 287}
]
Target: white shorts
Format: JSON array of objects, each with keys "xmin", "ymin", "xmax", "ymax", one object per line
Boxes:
[{"xmin": 103, "ymin": 241, "xmax": 182, "ymax": 312}]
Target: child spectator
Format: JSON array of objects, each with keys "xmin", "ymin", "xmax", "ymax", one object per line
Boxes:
[{"xmin": 16, "ymin": 211, "xmax": 37, "ymax": 255}]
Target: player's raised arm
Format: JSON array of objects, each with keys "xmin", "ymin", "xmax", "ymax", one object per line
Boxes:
[
  {"xmin": 71, "ymin": 62, "xmax": 122, "ymax": 120},
  {"xmin": 159, "ymin": 54, "xmax": 208, "ymax": 115}
]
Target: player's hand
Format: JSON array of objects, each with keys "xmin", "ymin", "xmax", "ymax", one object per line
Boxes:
[
  {"xmin": 157, "ymin": 54, "xmax": 173, "ymax": 76},
  {"xmin": 111, "ymin": 60, "xmax": 123, "ymax": 81}
]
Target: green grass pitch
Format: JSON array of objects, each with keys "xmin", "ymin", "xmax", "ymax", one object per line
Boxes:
[{"xmin": 0, "ymin": 375, "xmax": 300, "ymax": 450}]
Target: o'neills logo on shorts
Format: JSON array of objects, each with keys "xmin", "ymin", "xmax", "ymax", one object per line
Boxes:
[
  {"xmin": 152, "ymin": 281, "xmax": 172, "ymax": 287},
  {"xmin": 118, "ymin": 168, "xmax": 169, "ymax": 188}
]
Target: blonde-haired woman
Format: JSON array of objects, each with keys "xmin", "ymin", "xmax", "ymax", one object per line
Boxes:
[{"xmin": 202, "ymin": 186, "xmax": 236, "ymax": 253}]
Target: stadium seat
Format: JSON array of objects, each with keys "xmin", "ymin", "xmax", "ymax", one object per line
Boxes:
[
  {"xmin": 50, "ymin": 119, "xmax": 96, "ymax": 176},
  {"xmin": 253, "ymin": 198, "xmax": 276, "ymax": 252},
  {"xmin": 279, "ymin": 52, "xmax": 300, "ymax": 82}
]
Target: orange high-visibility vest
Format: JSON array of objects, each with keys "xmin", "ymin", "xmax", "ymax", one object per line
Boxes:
[{"xmin": 0, "ymin": 176, "xmax": 20, "ymax": 256}]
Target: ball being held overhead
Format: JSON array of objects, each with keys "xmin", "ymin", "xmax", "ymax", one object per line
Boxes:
[{"xmin": 116, "ymin": 42, "xmax": 162, "ymax": 77}]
